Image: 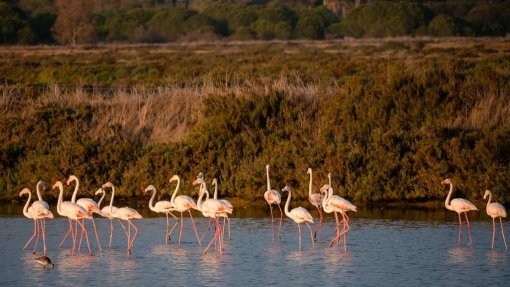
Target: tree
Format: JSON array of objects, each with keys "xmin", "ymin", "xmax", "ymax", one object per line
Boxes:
[{"xmin": 52, "ymin": 0, "xmax": 96, "ymax": 45}]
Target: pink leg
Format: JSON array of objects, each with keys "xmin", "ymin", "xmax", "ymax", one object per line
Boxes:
[
  {"xmin": 457, "ymin": 213, "xmax": 462, "ymax": 244},
  {"xmin": 188, "ymin": 210, "xmax": 201, "ymax": 245},
  {"xmin": 225, "ymin": 216, "xmax": 231, "ymax": 240},
  {"xmin": 314, "ymin": 206, "xmax": 323, "ymax": 239},
  {"xmin": 23, "ymin": 219, "xmax": 38, "ymax": 250},
  {"xmin": 127, "ymin": 221, "xmax": 131, "ymax": 255},
  {"xmin": 203, "ymin": 217, "xmax": 220, "ymax": 254},
  {"xmin": 269, "ymin": 204, "xmax": 275, "ymax": 243},
  {"xmin": 277, "ymin": 204, "xmax": 283, "ymax": 240},
  {"xmin": 32, "ymin": 219, "xmax": 41, "ymax": 254},
  {"xmin": 492, "ymin": 218, "xmax": 496, "ymax": 249},
  {"xmin": 298, "ymin": 223, "xmax": 302, "ymax": 251},
  {"xmin": 59, "ymin": 219, "xmax": 73, "ymax": 248},
  {"xmin": 109, "ymin": 219, "xmax": 113, "ymax": 248},
  {"xmin": 129, "ymin": 220, "xmax": 139, "ymax": 249},
  {"xmin": 464, "ymin": 213, "xmax": 473, "ymax": 245},
  {"xmin": 76, "ymin": 219, "xmax": 92, "ymax": 256},
  {"xmin": 91, "ymin": 216, "xmax": 102, "ymax": 251},
  {"xmin": 78, "ymin": 219, "xmax": 85, "ymax": 252},
  {"xmin": 329, "ymin": 213, "xmax": 350, "ymax": 249},
  {"xmin": 500, "ymin": 217, "xmax": 508, "ymax": 250},
  {"xmin": 70, "ymin": 220, "xmax": 76, "ymax": 255},
  {"xmin": 200, "ymin": 218, "xmax": 213, "ymax": 242},
  {"xmin": 305, "ymin": 222, "xmax": 315, "ymax": 248},
  {"xmin": 167, "ymin": 213, "xmax": 179, "ymax": 243},
  {"xmin": 41, "ymin": 218, "xmax": 47, "ymax": 255},
  {"xmin": 178, "ymin": 212, "xmax": 184, "ymax": 245}
]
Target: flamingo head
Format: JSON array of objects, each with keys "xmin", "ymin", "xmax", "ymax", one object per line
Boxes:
[
  {"xmin": 19, "ymin": 188, "xmax": 30, "ymax": 197},
  {"xmin": 102, "ymin": 182, "xmax": 113, "ymax": 189},
  {"xmin": 66, "ymin": 175, "xmax": 78, "ymax": 185},
  {"xmin": 483, "ymin": 190, "xmax": 492, "ymax": 200},
  {"xmin": 281, "ymin": 186, "xmax": 291, "ymax": 193},
  {"xmin": 36, "ymin": 180, "xmax": 47, "ymax": 190},
  {"xmin": 319, "ymin": 184, "xmax": 330, "ymax": 194},
  {"xmin": 169, "ymin": 174, "xmax": 179, "ymax": 183},
  {"xmin": 212, "ymin": 178, "xmax": 218, "ymax": 185},
  {"xmin": 192, "ymin": 173, "xmax": 204, "ymax": 186},
  {"xmin": 266, "ymin": 164, "xmax": 270, "ymax": 170},
  {"xmin": 52, "ymin": 181, "xmax": 63, "ymax": 190},
  {"xmin": 441, "ymin": 178, "xmax": 451, "ymax": 185},
  {"xmin": 307, "ymin": 168, "xmax": 312, "ymax": 175},
  {"xmin": 46, "ymin": 211, "xmax": 55, "ymax": 219},
  {"xmin": 94, "ymin": 188, "xmax": 104, "ymax": 196},
  {"xmin": 144, "ymin": 185, "xmax": 156, "ymax": 194}
]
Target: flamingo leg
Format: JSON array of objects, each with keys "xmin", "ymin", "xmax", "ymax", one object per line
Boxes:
[
  {"xmin": 330, "ymin": 213, "xmax": 350, "ymax": 249},
  {"xmin": 188, "ymin": 210, "xmax": 201, "ymax": 245},
  {"xmin": 277, "ymin": 204, "xmax": 283, "ymax": 241},
  {"xmin": 457, "ymin": 213, "xmax": 463, "ymax": 244},
  {"xmin": 76, "ymin": 219, "xmax": 92, "ymax": 256},
  {"xmin": 41, "ymin": 218, "xmax": 47, "ymax": 255},
  {"xmin": 91, "ymin": 216, "xmax": 102, "ymax": 251},
  {"xmin": 178, "ymin": 212, "xmax": 184, "ymax": 245},
  {"xmin": 73, "ymin": 220, "xmax": 79, "ymax": 254},
  {"xmin": 200, "ymin": 218, "xmax": 213, "ymax": 243},
  {"xmin": 333, "ymin": 212, "xmax": 340, "ymax": 242},
  {"xmin": 492, "ymin": 217, "xmax": 496, "ymax": 250},
  {"xmin": 78, "ymin": 219, "xmax": 85, "ymax": 252},
  {"xmin": 464, "ymin": 212, "xmax": 473, "ymax": 246},
  {"xmin": 23, "ymin": 219, "xmax": 38, "ymax": 250},
  {"xmin": 59, "ymin": 218, "xmax": 73, "ymax": 248},
  {"xmin": 269, "ymin": 204, "xmax": 275, "ymax": 243},
  {"xmin": 314, "ymin": 206, "xmax": 323, "ymax": 240},
  {"xmin": 203, "ymin": 217, "xmax": 220, "ymax": 254},
  {"xmin": 128, "ymin": 220, "xmax": 139, "ymax": 251},
  {"xmin": 127, "ymin": 221, "xmax": 131, "ymax": 255},
  {"xmin": 297, "ymin": 223, "xmax": 302, "ymax": 251},
  {"xmin": 109, "ymin": 219, "xmax": 114, "ymax": 248},
  {"xmin": 167, "ymin": 212, "xmax": 179, "ymax": 243},
  {"xmin": 117, "ymin": 219, "xmax": 128, "ymax": 236},
  {"xmin": 305, "ymin": 222, "xmax": 315, "ymax": 248},
  {"xmin": 500, "ymin": 217, "xmax": 508, "ymax": 250},
  {"xmin": 226, "ymin": 216, "xmax": 231, "ymax": 240},
  {"xmin": 165, "ymin": 213, "xmax": 169, "ymax": 244},
  {"xmin": 32, "ymin": 219, "xmax": 41, "ymax": 254},
  {"xmin": 70, "ymin": 220, "xmax": 76, "ymax": 255}
]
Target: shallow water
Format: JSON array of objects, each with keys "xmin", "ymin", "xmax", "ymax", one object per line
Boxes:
[{"xmin": 1, "ymin": 204, "xmax": 509, "ymax": 286}]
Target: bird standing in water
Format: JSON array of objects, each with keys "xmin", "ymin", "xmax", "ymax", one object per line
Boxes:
[{"xmin": 35, "ymin": 256, "xmax": 54, "ymax": 269}]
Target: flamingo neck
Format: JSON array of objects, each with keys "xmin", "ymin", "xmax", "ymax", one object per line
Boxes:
[
  {"xmin": 197, "ymin": 186, "xmax": 205, "ymax": 211},
  {"xmin": 22, "ymin": 191, "xmax": 31, "ymax": 218},
  {"xmin": 70, "ymin": 178, "xmax": 79, "ymax": 203},
  {"xmin": 56, "ymin": 184, "xmax": 64, "ymax": 214},
  {"xmin": 486, "ymin": 192, "xmax": 492, "ymax": 205},
  {"xmin": 266, "ymin": 166, "xmax": 271, "ymax": 191},
  {"xmin": 308, "ymin": 170, "xmax": 313, "ymax": 197},
  {"xmin": 328, "ymin": 173, "xmax": 331, "ymax": 186},
  {"xmin": 109, "ymin": 185, "xmax": 116, "ymax": 214},
  {"xmin": 148, "ymin": 188, "xmax": 156, "ymax": 211},
  {"xmin": 321, "ymin": 189, "xmax": 329, "ymax": 207},
  {"xmin": 444, "ymin": 182, "xmax": 453, "ymax": 210},
  {"xmin": 97, "ymin": 191, "xmax": 106, "ymax": 209},
  {"xmin": 170, "ymin": 176, "xmax": 180, "ymax": 204},
  {"xmin": 213, "ymin": 180, "xmax": 218, "ymax": 200},
  {"xmin": 36, "ymin": 181, "xmax": 44, "ymax": 202},
  {"xmin": 284, "ymin": 189, "xmax": 291, "ymax": 217}
]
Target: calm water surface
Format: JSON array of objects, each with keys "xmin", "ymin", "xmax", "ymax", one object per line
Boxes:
[{"xmin": 1, "ymin": 204, "xmax": 509, "ymax": 286}]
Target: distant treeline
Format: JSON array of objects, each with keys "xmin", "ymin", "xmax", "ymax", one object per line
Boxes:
[
  {"xmin": 1, "ymin": 40, "xmax": 509, "ymax": 204},
  {"xmin": 1, "ymin": 0, "xmax": 510, "ymax": 44}
]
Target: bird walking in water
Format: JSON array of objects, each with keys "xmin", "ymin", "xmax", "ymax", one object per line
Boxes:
[
  {"xmin": 19, "ymin": 188, "xmax": 54, "ymax": 255},
  {"xmin": 484, "ymin": 190, "xmax": 507, "ymax": 250},
  {"xmin": 441, "ymin": 178, "xmax": 478, "ymax": 246},
  {"xmin": 282, "ymin": 186, "xmax": 314, "ymax": 251},
  {"xmin": 145, "ymin": 185, "xmax": 179, "ymax": 244},
  {"xmin": 306, "ymin": 168, "xmax": 323, "ymax": 240},
  {"xmin": 35, "ymin": 256, "xmax": 54, "ymax": 269},
  {"xmin": 169, "ymin": 175, "xmax": 201, "ymax": 246},
  {"xmin": 264, "ymin": 165, "xmax": 283, "ymax": 243}
]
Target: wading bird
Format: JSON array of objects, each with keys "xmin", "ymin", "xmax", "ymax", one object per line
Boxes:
[
  {"xmin": 441, "ymin": 178, "xmax": 478, "ymax": 246},
  {"xmin": 282, "ymin": 186, "xmax": 314, "ymax": 251},
  {"xmin": 307, "ymin": 168, "xmax": 323, "ymax": 239},
  {"xmin": 264, "ymin": 165, "xmax": 283, "ymax": 242},
  {"xmin": 145, "ymin": 185, "xmax": 179, "ymax": 244},
  {"xmin": 484, "ymin": 190, "xmax": 507, "ymax": 250},
  {"xmin": 169, "ymin": 175, "xmax": 201, "ymax": 245},
  {"xmin": 19, "ymin": 188, "xmax": 53, "ymax": 255}
]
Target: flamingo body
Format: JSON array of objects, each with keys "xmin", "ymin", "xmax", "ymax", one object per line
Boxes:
[{"xmin": 484, "ymin": 190, "xmax": 507, "ymax": 250}]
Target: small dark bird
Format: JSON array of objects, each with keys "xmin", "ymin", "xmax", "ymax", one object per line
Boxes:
[{"xmin": 35, "ymin": 256, "xmax": 54, "ymax": 269}]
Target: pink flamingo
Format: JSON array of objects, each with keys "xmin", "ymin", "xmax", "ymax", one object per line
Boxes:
[
  {"xmin": 169, "ymin": 175, "xmax": 201, "ymax": 245},
  {"xmin": 102, "ymin": 182, "xmax": 142, "ymax": 255},
  {"xmin": 53, "ymin": 181, "xmax": 92, "ymax": 255},
  {"xmin": 441, "ymin": 178, "xmax": 478, "ymax": 245},
  {"xmin": 263, "ymin": 164, "xmax": 283, "ymax": 242},
  {"xmin": 19, "ymin": 188, "xmax": 53, "ymax": 254},
  {"xmin": 281, "ymin": 186, "xmax": 315, "ymax": 251},
  {"xmin": 145, "ymin": 185, "xmax": 179, "ymax": 244},
  {"xmin": 31, "ymin": 181, "xmax": 53, "ymax": 254},
  {"xmin": 321, "ymin": 185, "xmax": 357, "ymax": 251},
  {"xmin": 307, "ymin": 168, "xmax": 323, "ymax": 239},
  {"xmin": 212, "ymin": 177, "xmax": 233, "ymax": 240},
  {"xmin": 194, "ymin": 176, "xmax": 230, "ymax": 254},
  {"xmin": 97, "ymin": 186, "xmax": 128, "ymax": 248},
  {"xmin": 484, "ymin": 190, "xmax": 507, "ymax": 250},
  {"xmin": 67, "ymin": 175, "xmax": 103, "ymax": 252}
]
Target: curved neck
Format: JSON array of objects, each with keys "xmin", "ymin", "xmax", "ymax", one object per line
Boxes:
[
  {"xmin": 109, "ymin": 185, "xmax": 116, "ymax": 214},
  {"xmin": 266, "ymin": 166, "xmax": 271, "ymax": 191},
  {"xmin": 170, "ymin": 176, "xmax": 180, "ymax": 204},
  {"xmin": 148, "ymin": 188, "xmax": 157, "ymax": 211},
  {"xmin": 213, "ymin": 180, "xmax": 218, "ymax": 199},
  {"xmin": 328, "ymin": 173, "xmax": 331, "ymax": 187},
  {"xmin": 197, "ymin": 186, "xmax": 205, "ymax": 211},
  {"xmin": 308, "ymin": 170, "xmax": 313, "ymax": 196},
  {"xmin": 36, "ymin": 182, "xmax": 44, "ymax": 201},
  {"xmin": 56, "ymin": 184, "xmax": 64, "ymax": 214},
  {"xmin": 444, "ymin": 182, "xmax": 453, "ymax": 209},
  {"xmin": 97, "ymin": 191, "xmax": 106, "ymax": 209},
  {"xmin": 486, "ymin": 192, "xmax": 492, "ymax": 205},
  {"xmin": 321, "ymin": 189, "xmax": 329, "ymax": 207},
  {"xmin": 70, "ymin": 178, "xmax": 79, "ymax": 203},
  {"xmin": 22, "ymin": 191, "xmax": 31, "ymax": 218},
  {"xmin": 284, "ymin": 189, "xmax": 291, "ymax": 217}
]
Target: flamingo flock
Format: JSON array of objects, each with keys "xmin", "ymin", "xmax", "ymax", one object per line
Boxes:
[{"xmin": 18, "ymin": 169, "xmax": 509, "ymax": 258}]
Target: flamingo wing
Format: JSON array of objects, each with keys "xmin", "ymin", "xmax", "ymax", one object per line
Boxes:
[
  {"xmin": 290, "ymin": 207, "xmax": 314, "ymax": 224},
  {"xmin": 487, "ymin": 202, "xmax": 507, "ymax": 218},
  {"xmin": 451, "ymin": 198, "xmax": 478, "ymax": 212}
]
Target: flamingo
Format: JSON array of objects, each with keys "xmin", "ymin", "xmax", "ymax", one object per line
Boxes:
[
  {"xmin": 193, "ymin": 175, "xmax": 230, "ymax": 254},
  {"xmin": 169, "ymin": 175, "xmax": 201, "ymax": 245},
  {"xmin": 441, "ymin": 178, "xmax": 478, "ymax": 245},
  {"xmin": 281, "ymin": 186, "xmax": 314, "ymax": 251},
  {"xmin": 321, "ymin": 184, "xmax": 357, "ymax": 251},
  {"xmin": 307, "ymin": 168, "xmax": 323, "ymax": 239},
  {"xmin": 102, "ymin": 182, "xmax": 142, "ymax": 255},
  {"xmin": 263, "ymin": 164, "xmax": 283, "ymax": 242},
  {"xmin": 484, "ymin": 190, "xmax": 507, "ymax": 250},
  {"xmin": 97, "ymin": 187, "xmax": 128, "ymax": 248},
  {"xmin": 145, "ymin": 185, "xmax": 179, "ymax": 244},
  {"xmin": 19, "ymin": 188, "xmax": 53, "ymax": 255},
  {"xmin": 52, "ymin": 181, "xmax": 92, "ymax": 255},
  {"xmin": 212, "ymin": 177, "xmax": 233, "ymax": 240},
  {"xmin": 67, "ymin": 175, "xmax": 103, "ymax": 252}
]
